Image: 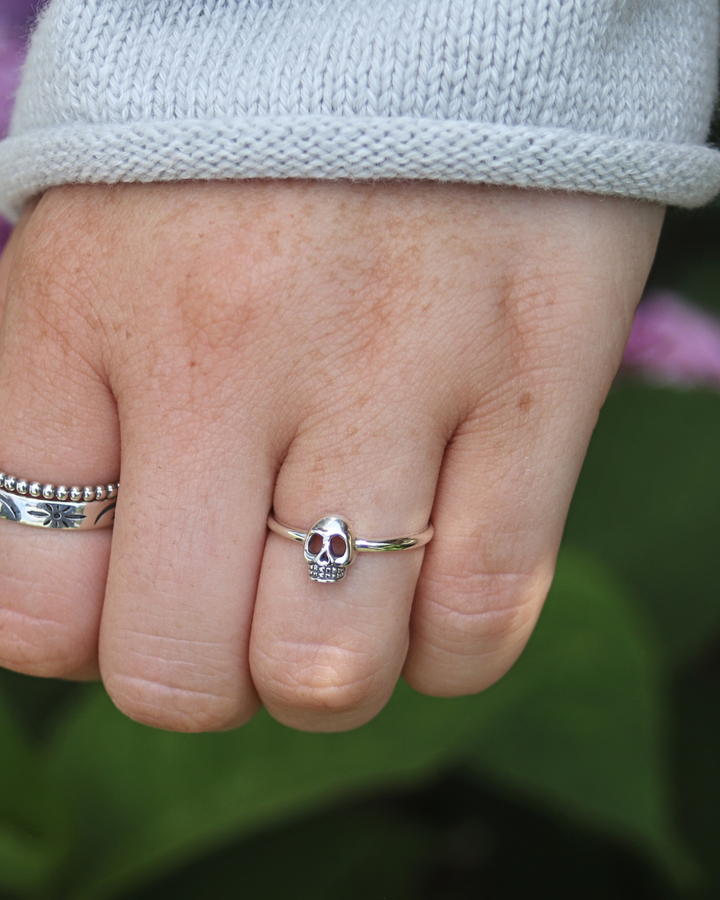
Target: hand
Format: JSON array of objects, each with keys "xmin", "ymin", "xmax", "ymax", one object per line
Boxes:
[{"xmin": 0, "ymin": 181, "xmax": 663, "ymax": 732}]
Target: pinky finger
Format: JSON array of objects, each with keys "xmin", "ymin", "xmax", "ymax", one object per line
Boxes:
[{"xmin": 403, "ymin": 376, "xmax": 595, "ymax": 698}]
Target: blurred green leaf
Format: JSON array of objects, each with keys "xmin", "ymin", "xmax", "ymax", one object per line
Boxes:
[
  {"xmin": 0, "ymin": 686, "xmax": 69, "ymax": 896},
  {"xmin": 131, "ymin": 774, "xmax": 683, "ymax": 900},
  {"xmin": 672, "ymin": 659, "xmax": 720, "ymax": 889},
  {"xmin": 42, "ymin": 547, "xmax": 688, "ymax": 899},
  {"xmin": 47, "ymin": 664, "xmax": 506, "ymax": 899},
  {"xmin": 564, "ymin": 384, "xmax": 720, "ymax": 662},
  {"xmin": 650, "ymin": 205, "xmax": 720, "ymax": 316},
  {"xmin": 132, "ymin": 804, "xmax": 433, "ymax": 900},
  {"xmin": 670, "ymin": 259, "xmax": 720, "ymax": 317},
  {"xmin": 0, "ymin": 667, "xmax": 89, "ymax": 744},
  {"xmin": 467, "ymin": 548, "xmax": 693, "ymax": 883}
]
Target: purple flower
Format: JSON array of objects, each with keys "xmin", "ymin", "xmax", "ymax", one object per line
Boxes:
[
  {"xmin": 0, "ymin": 216, "xmax": 10, "ymax": 251},
  {"xmin": 622, "ymin": 292, "xmax": 720, "ymax": 388},
  {"xmin": 0, "ymin": 26, "xmax": 24, "ymax": 253},
  {"xmin": 0, "ymin": 1, "xmax": 39, "ymax": 30},
  {"xmin": 0, "ymin": 1, "xmax": 41, "ymax": 138},
  {"xmin": 0, "ymin": 2, "xmax": 37, "ymax": 255},
  {"xmin": 0, "ymin": 24, "xmax": 25, "ymax": 139}
]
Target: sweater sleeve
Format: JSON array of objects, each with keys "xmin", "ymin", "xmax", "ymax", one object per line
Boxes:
[{"xmin": 0, "ymin": 0, "xmax": 718, "ymax": 219}]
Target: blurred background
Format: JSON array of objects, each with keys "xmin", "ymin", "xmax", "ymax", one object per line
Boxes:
[{"xmin": 0, "ymin": 3, "xmax": 719, "ymax": 898}]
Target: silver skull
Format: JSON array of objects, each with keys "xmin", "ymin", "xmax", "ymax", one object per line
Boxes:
[{"xmin": 304, "ymin": 516, "xmax": 355, "ymax": 583}]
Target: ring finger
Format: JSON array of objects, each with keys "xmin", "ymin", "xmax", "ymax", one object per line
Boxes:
[{"xmin": 250, "ymin": 399, "xmax": 449, "ymax": 732}]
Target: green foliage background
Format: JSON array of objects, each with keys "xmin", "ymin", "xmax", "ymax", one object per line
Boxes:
[{"xmin": 1, "ymin": 202, "xmax": 719, "ymax": 898}]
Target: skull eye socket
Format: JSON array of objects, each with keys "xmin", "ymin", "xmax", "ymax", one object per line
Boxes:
[
  {"xmin": 331, "ymin": 535, "xmax": 347, "ymax": 557},
  {"xmin": 308, "ymin": 533, "xmax": 324, "ymax": 555}
]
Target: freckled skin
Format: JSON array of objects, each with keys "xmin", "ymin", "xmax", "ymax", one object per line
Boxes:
[{"xmin": 0, "ymin": 181, "xmax": 663, "ymax": 732}]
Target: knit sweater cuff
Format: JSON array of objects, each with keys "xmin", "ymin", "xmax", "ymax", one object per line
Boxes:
[{"xmin": 0, "ymin": 0, "xmax": 719, "ymax": 219}]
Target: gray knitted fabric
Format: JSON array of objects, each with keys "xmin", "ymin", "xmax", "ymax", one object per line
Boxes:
[{"xmin": 0, "ymin": 0, "xmax": 719, "ymax": 218}]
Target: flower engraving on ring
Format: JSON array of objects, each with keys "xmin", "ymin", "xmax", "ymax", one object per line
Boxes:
[
  {"xmin": 26, "ymin": 502, "xmax": 87, "ymax": 529},
  {"xmin": 0, "ymin": 470, "xmax": 119, "ymax": 531}
]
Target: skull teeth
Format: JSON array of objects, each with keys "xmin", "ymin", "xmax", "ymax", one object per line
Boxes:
[{"xmin": 308, "ymin": 562, "xmax": 346, "ymax": 583}]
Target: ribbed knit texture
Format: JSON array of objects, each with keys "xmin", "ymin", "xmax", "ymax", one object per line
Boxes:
[{"xmin": 0, "ymin": 0, "xmax": 719, "ymax": 217}]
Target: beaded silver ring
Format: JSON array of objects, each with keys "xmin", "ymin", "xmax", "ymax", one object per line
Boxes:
[{"xmin": 0, "ymin": 471, "xmax": 119, "ymax": 530}]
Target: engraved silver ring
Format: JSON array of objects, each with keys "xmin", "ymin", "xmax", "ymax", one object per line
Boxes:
[
  {"xmin": 0, "ymin": 471, "xmax": 119, "ymax": 531},
  {"xmin": 267, "ymin": 513, "xmax": 434, "ymax": 583}
]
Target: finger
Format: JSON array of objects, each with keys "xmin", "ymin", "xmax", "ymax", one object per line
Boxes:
[
  {"xmin": 99, "ymin": 366, "xmax": 277, "ymax": 732},
  {"xmin": 250, "ymin": 401, "xmax": 448, "ymax": 733},
  {"xmin": 0, "ymin": 198, "xmax": 119, "ymax": 679},
  {"xmin": 403, "ymin": 395, "xmax": 568, "ymax": 696},
  {"xmin": 402, "ymin": 199, "xmax": 663, "ymax": 697}
]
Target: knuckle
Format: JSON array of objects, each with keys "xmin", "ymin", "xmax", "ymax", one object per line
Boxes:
[
  {"xmin": 0, "ymin": 605, "xmax": 92, "ymax": 678},
  {"xmin": 407, "ymin": 551, "xmax": 556, "ymax": 696},
  {"xmin": 253, "ymin": 641, "xmax": 382, "ymax": 720},
  {"xmin": 101, "ymin": 630, "xmax": 253, "ymax": 732},
  {"xmin": 16, "ymin": 210, "xmax": 98, "ymax": 312},
  {"xmin": 103, "ymin": 671, "xmax": 249, "ymax": 733},
  {"xmin": 421, "ymin": 562, "xmax": 551, "ymax": 654},
  {"xmin": 7, "ymin": 239, "xmax": 108, "ymax": 380}
]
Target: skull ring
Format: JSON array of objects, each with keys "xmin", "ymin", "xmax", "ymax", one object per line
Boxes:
[
  {"xmin": 304, "ymin": 516, "xmax": 356, "ymax": 582},
  {"xmin": 267, "ymin": 512, "xmax": 435, "ymax": 584}
]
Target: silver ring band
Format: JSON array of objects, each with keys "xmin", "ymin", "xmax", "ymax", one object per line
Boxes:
[
  {"xmin": 0, "ymin": 471, "xmax": 119, "ymax": 531},
  {"xmin": 267, "ymin": 513, "xmax": 433, "ymax": 583}
]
